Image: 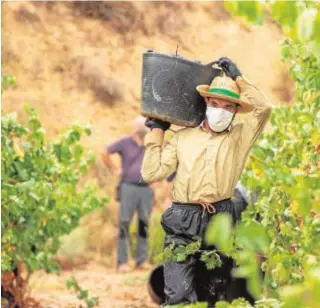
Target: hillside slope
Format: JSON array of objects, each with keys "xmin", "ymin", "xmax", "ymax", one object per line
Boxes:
[{"xmin": 2, "ymin": 2, "xmax": 292, "ymax": 146}]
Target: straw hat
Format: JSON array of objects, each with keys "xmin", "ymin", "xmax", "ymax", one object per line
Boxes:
[{"xmin": 196, "ymin": 75, "xmax": 253, "ymax": 113}]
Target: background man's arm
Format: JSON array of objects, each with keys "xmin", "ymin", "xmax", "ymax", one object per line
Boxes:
[
  {"xmin": 101, "ymin": 138, "xmax": 125, "ymax": 176},
  {"xmin": 101, "ymin": 151, "xmax": 121, "ymax": 176}
]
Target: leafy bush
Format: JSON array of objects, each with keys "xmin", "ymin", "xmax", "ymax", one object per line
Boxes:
[
  {"xmin": 206, "ymin": 1, "xmax": 320, "ymax": 307},
  {"xmin": 1, "ymin": 76, "xmax": 107, "ymax": 304},
  {"xmin": 1, "ymin": 105, "xmax": 107, "ymax": 273}
]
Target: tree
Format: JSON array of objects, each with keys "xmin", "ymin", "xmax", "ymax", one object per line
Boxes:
[{"xmin": 1, "ymin": 76, "xmax": 107, "ymax": 306}]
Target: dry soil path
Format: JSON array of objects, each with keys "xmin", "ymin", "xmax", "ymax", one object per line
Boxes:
[{"xmin": 29, "ymin": 263, "xmax": 158, "ymax": 308}]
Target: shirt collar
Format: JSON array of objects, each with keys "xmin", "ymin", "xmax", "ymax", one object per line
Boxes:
[{"xmin": 199, "ymin": 120, "xmax": 233, "ymax": 134}]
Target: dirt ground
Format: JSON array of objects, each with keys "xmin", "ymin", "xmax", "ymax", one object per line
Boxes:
[{"xmin": 28, "ymin": 262, "xmax": 158, "ymax": 308}]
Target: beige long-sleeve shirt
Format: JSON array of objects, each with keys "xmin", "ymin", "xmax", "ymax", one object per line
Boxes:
[{"xmin": 141, "ymin": 76, "xmax": 272, "ymax": 203}]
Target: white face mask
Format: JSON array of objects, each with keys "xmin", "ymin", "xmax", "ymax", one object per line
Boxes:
[{"xmin": 205, "ymin": 107, "xmax": 234, "ymax": 132}]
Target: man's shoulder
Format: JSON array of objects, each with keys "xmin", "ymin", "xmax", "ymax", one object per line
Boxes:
[
  {"xmin": 175, "ymin": 127, "xmax": 199, "ymax": 137},
  {"xmin": 119, "ymin": 135, "xmax": 133, "ymax": 142},
  {"xmin": 110, "ymin": 135, "xmax": 132, "ymax": 146},
  {"xmin": 171, "ymin": 127, "xmax": 198, "ymax": 141}
]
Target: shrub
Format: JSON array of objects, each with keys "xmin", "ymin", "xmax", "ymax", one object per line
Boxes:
[
  {"xmin": 1, "ymin": 76, "xmax": 107, "ymax": 305},
  {"xmin": 206, "ymin": 1, "xmax": 320, "ymax": 307}
]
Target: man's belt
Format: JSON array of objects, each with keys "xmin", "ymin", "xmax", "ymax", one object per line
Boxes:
[
  {"xmin": 173, "ymin": 198, "xmax": 232, "ymax": 214},
  {"xmin": 123, "ymin": 181, "xmax": 149, "ymax": 187}
]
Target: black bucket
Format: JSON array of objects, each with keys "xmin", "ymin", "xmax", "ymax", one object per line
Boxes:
[
  {"xmin": 147, "ymin": 265, "xmax": 165, "ymax": 305},
  {"xmin": 140, "ymin": 51, "xmax": 221, "ymax": 127}
]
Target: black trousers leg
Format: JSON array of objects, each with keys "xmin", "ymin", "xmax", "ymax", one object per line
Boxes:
[
  {"xmin": 206, "ymin": 257, "xmax": 234, "ymax": 307},
  {"xmin": 163, "ymin": 255, "xmax": 198, "ymax": 305}
]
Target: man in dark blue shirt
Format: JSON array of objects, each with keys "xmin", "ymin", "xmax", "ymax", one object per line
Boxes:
[{"xmin": 102, "ymin": 116, "xmax": 153, "ymax": 272}]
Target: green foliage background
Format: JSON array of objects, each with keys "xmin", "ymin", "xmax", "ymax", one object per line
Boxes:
[
  {"xmin": 204, "ymin": 1, "xmax": 320, "ymax": 308},
  {"xmin": 1, "ymin": 76, "xmax": 107, "ymax": 274}
]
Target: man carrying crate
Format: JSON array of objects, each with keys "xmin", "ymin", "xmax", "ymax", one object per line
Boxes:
[{"xmin": 141, "ymin": 57, "xmax": 272, "ymax": 306}]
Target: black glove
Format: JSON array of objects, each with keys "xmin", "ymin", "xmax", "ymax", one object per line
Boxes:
[
  {"xmin": 213, "ymin": 57, "xmax": 242, "ymax": 80},
  {"xmin": 145, "ymin": 118, "xmax": 170, "ymax": 131}
]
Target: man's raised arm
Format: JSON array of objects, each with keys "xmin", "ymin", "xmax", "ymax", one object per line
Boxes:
[{"xmin": 237, "ymin": 76, "xmax": 272, "ymax": 151}]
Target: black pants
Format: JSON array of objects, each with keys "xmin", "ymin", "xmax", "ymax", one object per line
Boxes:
[{"xmin": 161, "ymin": 199, "xmax": 236, "ymax": 306}]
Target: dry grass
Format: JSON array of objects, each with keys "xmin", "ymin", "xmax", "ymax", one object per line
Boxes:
[
  {"xmin": 272, "ymin": 64, "xmax": 295, "ymax": 104},
  {"xmin": 77, "ymin": 55, "xmax": 124, "ymax": 105},
  {"xmin": 2, "ymin": 1, "xmax": 289, "ymax": 144}
]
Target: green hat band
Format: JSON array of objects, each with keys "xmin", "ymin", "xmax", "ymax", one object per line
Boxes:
[{"xmin": 208, "ymin": 88, "xmax": 240, "ymax": 99}]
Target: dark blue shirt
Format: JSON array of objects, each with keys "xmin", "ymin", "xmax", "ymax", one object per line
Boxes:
[{"xmin": 107, "ymin": 136, "xmax": 144, "ymax": 184}]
